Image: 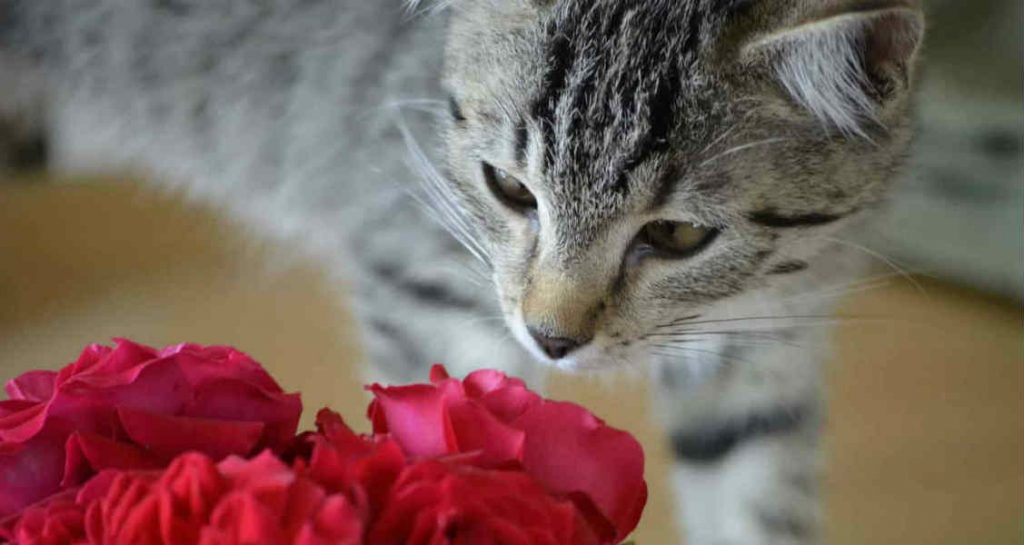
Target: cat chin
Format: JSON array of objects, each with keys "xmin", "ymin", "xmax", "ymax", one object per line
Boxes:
[
  {"xmin": 548, "ymin": 355, "xmax": 612, "ymax": 373},
  {"xmin": 543, "ymin": 345, "xmax": 641, "ymax": 373}
]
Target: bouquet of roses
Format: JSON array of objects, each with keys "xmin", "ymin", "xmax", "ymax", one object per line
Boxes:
[{"xmin": 0, "ymin": 339, "xmax": 646, "ymax": 545}]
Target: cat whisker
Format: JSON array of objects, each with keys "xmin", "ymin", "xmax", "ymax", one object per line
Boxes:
[
  {"xmin": 432, "ymin": 262, "xmax": 490, "ymax": 289},
  {"xmin": 647, "ymin": 330, "xmax": 802, "ymax": 349},
  {"xmin": 776, "ymin": 274, "xmax": 896, "ymax": 305},
  {"xmin": 818, "ymin": 236, "xmax": 929, "ymax": 298},
  {"xmin": 379, "ymin": 98, "xmax": 447, "ymax": 116},
  {"xmin": 647, "ymin": 328, "xmax": 789, "ymax": 339},
  {"xmin": 393, "ymin": 109, "xmax": 492, "ymax": 268},
  {"xmin": 406, "ymin": 191, "xmax": 490, "ymax": 267},
  {"xmin": 700, "ymin": 137, "xmax": 793, "ymax": 167},
  {"xmin": 653, "ymin": 314, "xmax": 703, "ymax": 330},
  {"xmin": 668, "ymin": 314, "xmax": 866, "ymax": 328},
  {"xmin": 654, "ymin": 314, "xmax": 829, "ymax": 331},
  {"xmin": 648, "ymin": 344, "xmax": 755, "ymax": 368}
]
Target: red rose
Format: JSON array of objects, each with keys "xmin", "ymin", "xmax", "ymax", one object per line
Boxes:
[
  {"xmin": 0, "ymin": 340, "xmax": 302, "ymax": 518},
  {"xmin": 2, "ymin": 343, "xmax": 650, "ymax": 545},
  {"xmin": 367, "ymin": 460, "xmax": 601, "ymax": 545},
  {"xmin": 367, "ymin": 366, "xmax": 541, "ymax": 466},
  {"xmin": 367, "ymin": 366, "xmax": 646, "ymax": 544},
  {"xmin": 80, "ymin": 451, "xmax": 363, "ymax": 545},
  {"xmin": 79, "ymin": 452, "xmax": 224, "ymax": 545},
  {"xmin": 197, "ymin": 452, "xmax": 363, "ymax": 545},
  {"xmin": 3, "ymin": 492, "xmax": 85, "ymax": 545},
  {"xmin": 304, "ymin": 410, "xmax": 406, "ymax": 518}
]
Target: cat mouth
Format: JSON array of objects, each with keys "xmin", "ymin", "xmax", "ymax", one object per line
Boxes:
[
  {"xmin": 507, "ymin": 319, "xmax": 629, "ymax": 371},
  {"xmin": 505, "ymin": 308, "xmax": 643, "ymax": 371}
]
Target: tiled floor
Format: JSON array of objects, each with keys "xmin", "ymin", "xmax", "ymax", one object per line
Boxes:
[{"xmin": 1, "ymin": 179, "xmax": 1021, "ymax": 544}]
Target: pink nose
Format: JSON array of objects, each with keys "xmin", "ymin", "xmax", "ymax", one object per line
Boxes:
[{"xmin": 528, "ymin": 328, "xmax": 587, "ymax": 359}]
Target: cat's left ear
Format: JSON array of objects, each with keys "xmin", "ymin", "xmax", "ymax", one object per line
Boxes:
[{"xmin": 739, "ymin": 5, "xmax": 925, "ymax": 137}]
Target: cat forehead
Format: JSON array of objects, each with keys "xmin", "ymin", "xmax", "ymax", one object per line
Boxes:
[{"xmin": 524, "ymin": 1, "xmax": 724, "ymax": 216}]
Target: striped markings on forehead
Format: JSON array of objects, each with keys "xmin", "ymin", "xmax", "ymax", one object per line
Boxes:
[{"xmin": 529, "ymin": 1, "xmax": 705, "ymax": 198}]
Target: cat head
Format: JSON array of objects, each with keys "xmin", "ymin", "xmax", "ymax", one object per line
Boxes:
[{"xmin": 432, "ymin": 0, "xmax": 923, "ymax": 369}]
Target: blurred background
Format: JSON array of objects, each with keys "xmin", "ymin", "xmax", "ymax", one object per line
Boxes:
[{"xmin": 1, "ymin": 0, "xmax": 1021, "ymax": 543}]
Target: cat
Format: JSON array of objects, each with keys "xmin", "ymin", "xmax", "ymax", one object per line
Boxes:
[{"xmin": 0, "ymin": 0, "xmax": 924, "ymax": 543}]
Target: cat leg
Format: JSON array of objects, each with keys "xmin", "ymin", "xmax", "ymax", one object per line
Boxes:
[{"xmin": 655, "ymin": 328, "xmax": 827, "ymax": 545}]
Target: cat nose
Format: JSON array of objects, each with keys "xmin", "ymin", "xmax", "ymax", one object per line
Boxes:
[{"xmin": 528, "ymin": 328, "xmax": 588, "ymax": 360}]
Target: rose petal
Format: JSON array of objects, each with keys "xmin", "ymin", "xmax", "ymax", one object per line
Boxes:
[
  {"xmin": 60, "ymin": 354, "xmax": 193, "ymax": 418},
  {"xmin": 0, "ymin": 399, "xmax": 36, "ymax": 419},
  {"xmin": 202, "ymin": 492, "xmax": 285, "ymax": 545},
  {"xmin": 477, "ymin": 385, "xmax": 543, "ymax": 424},
  {"xmin": 170, "ymin": 348, "xmax": 285, "ymax": 395},
  {"xmin": 0, "ymin": 434, "xmax": 65, "ymax": 518},
  {"xmin": 184, "ymin": 379, "xmax": 302, "ymax": 453},
  {"xmin": 118, "ymin": 408, "xmax": 264, "ymax": 461},
  {"xmin": 76, "ymin": 470, "xmax": 132, "ymax": 505},
  {"xmin": 84, "ymin": 472, "xmax": 161, "ymax": 544},
  {"xmin": 314, "ymin": 410, "xmax": 371, "ymax": 459},
  {"xmin": 307, "ymin": 414, "xmax": 405, "ymax": 514},
  {"xmin": 295, "ymin": 494, "xmax": 362, "ymax": 545},
  {"xmin": 446, "ymin": 400, "xmax": 525, "ymax": 467},
  {"xmin": 5, "ymin": 371, "xmax": 58, "ymax": 403},
  {"xmin": 516, "ymin": 401, "xmax": 647, "ymax": 542},
  {"xmin": 67, "ymin": 339, "xmax": 159, "ymax": 388},
  {"xmin": 462, "ymin": 369, "xmax": 512, "ymax": 397},
  {"xmin": 366, "ymin": 384, "xmax": 457, "ymax": 459},
  {"xmin": 217, "ymin": 450, "xmax": 294, "ymax": 488},
  {"xmin": 428, "ymin": 364, "xmax": 450, "ymax": 384},
  {"xmin": 0, "ymin": 401, "xmax": 49, "ymax": 444},
  {"xmin": 4, "ymin": 493, "xmax": 85, "ymax": 545},
  {"xmin": 60, "ymin": 344, "xmax": 114, "ymax": 383},
  {"xmin": 369, "ymin": 461, "xmax": 600, "ymax": 545},
  {"xmin": 157, "ymin": 453, "xmax": 228, "ymax": 544},
  {"xmin": 62, "ymin": 432, "xmax": 162, "ymax": 487}
]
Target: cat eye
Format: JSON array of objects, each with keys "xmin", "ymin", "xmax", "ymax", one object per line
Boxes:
[
  {"xmin": 638, "ymin": 221, "xmax": 719, "ymax": 259},
  {"xmin": 482, "ymin": 162, "xmax": 537, "ymax": 213}
]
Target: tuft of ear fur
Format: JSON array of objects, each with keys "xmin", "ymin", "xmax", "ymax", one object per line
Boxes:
[
  {"xmin": 404, "ymin": 0, "xmax": 458, "ymax": 13},
  {"xmin": 743, "ymin": 6, "xmax": 924, "ymax": 137},
  {"xmin": 406, "ymin": 0, "xmax": 549, "ymax": 11}
]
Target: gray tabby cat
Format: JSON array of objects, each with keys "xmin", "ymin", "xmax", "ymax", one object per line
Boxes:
[{"xmin": 0, "ymin": 0, "xmax": 924, "ymax": 543}]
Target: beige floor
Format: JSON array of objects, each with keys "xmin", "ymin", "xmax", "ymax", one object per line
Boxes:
[{"xmin": 1, "ymin": 179, "xmax": 1021, "ymax": 544}]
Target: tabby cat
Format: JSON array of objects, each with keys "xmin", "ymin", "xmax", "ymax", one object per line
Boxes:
[{"xmin": 0, "ymin": 0, "xmax": 924, "ymax": 542}]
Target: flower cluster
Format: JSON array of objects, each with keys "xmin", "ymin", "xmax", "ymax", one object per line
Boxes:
[{"xmin": 0, "ymin": 340, "xmax": 646, "ymax": 544}]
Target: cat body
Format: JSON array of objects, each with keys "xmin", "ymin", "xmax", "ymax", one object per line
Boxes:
[{"xmin": 1, "ymin": 1, "xmax": 924, "ymax": 543}]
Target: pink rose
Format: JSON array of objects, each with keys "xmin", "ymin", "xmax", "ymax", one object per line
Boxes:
[
  {"xmin": 366, "ymin": 460, "xmax": 601, "ymax": 545},
  {"xmin": 0, "ymin": 340, "xmax": 302, "ymax": 518},
  {"xmin": 367, "ymin": 365, "xmax": 646, "ymax": 543}
]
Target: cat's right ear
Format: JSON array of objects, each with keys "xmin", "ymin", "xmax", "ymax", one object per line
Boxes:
[{"xmin": 737, "ymin": 4, "xmax": 925, "ymax": 137}]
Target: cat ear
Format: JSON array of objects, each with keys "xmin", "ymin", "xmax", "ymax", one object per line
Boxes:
[{"xmin": 741, "ymin": 6, "xmax": 924, "ymax": 137}]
